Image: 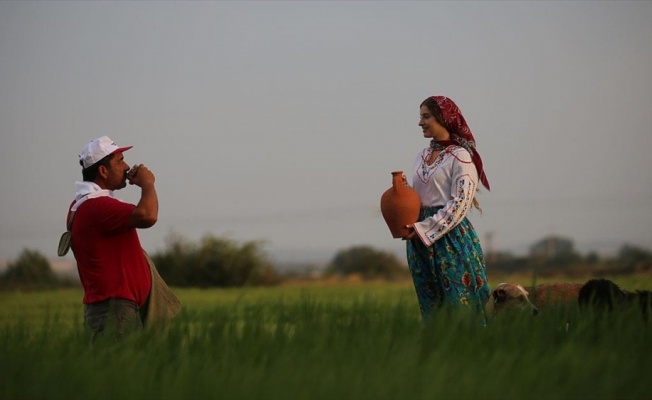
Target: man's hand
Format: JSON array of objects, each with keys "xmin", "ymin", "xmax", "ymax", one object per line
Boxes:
[
  {"xmin": 127, "ymin": 164, "xmax": 155, "ymax": 187},
  {"xmin": 127, "ymin": 164, "xmax": 158, "ymax": 229}
]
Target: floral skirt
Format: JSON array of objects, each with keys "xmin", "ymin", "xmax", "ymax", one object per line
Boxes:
[{"xmin": 406, "ymin": 206, "xmax": 490, "ymax": 322}]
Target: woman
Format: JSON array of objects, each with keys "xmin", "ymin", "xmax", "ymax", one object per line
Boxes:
[{"xmin": 404, "ymin": 95, "xmax": 491, "ymax": 322}]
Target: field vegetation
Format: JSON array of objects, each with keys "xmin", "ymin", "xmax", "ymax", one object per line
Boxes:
[
  {"xmin": 1, "ymin": 273, "xmax": 651, "ymax": 400},
  {"xmin": 2, "ymin": 235, "xmax": 651, "ymax": 399}
]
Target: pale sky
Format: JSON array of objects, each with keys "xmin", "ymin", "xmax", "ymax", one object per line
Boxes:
[{"xmin": 1, "ymin": 1, "xmax": 651, "ymax": 267}]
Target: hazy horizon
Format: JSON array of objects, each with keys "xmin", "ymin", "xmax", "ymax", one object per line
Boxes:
[{"xmin": 1, "ymin": 1, "xmax": 651, "ymax": 267}]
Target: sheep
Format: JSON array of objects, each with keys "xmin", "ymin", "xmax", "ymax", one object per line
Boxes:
[
  {"xmin": 578, "ymin": 278, "xmax": 651, "ymax": 319},
  {"xmin": 486, "ymin": 282, "xmax": 539, "ymax": 317},
  {"xmin": 524, "ymin": 282, "xmax": 584, "ymax": 309}
]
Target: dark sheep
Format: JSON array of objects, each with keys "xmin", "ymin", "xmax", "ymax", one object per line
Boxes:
[{"xmin": 578, "ymin": 278, "xmax": 651, "ymax": 319}]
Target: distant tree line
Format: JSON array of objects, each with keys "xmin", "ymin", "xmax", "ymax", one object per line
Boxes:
[
  {"xmin": 323, "ymin": 245, "xmax": 408, "ymax": 280},
  {"xmin": 0, "ymin": 249, "xmax": 76, "ymax": 290},
  {"xmin": 2, "ymin": 234, "xmax": 651, "ymax": 290},
  {"xmin": 151, "ymin": 233, "xmax": 281, "ymax": 287},
  {"xmin": 150, "ymin": 236, "xmax": 408, "ymax": 284},
  {"xmin": 486, "ymin": 235, "xmax": 652, "ymax": 277}
]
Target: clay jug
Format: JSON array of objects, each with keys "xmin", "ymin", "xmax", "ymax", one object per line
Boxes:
[{"xmin": 380, "ymin": 171, "xmax": 421, "ymax": 238}]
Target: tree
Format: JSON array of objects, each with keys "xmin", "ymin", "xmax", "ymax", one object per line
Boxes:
[
  {"xmin": 529, "ymin": 235, "xmax": 575, "ymax": 258},
  {"xmin": 618, "ymin": 244, "xmax": 652, "ymax": 272},
  {"xmin": 152, "ymin": 233, "xmax": 280, "ymax": 287},
  {"xmin": 528, "ymin": 235, "xmax": 581, "ymax": 267},
  {"xmin": 325, "ymin": 245, "xmax": 408, "ymax": 280},
  {"xmin": 0, "ymin": 248, "xmax": 58, "ymax": 289}
]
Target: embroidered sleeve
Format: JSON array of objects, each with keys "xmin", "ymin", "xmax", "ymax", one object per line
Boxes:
[{"xmin": 413, "ymin": 150, "xmax": 478, "ymax": 247}]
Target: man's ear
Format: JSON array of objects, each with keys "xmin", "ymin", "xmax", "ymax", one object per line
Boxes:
[{"xmin": 98, "ymin": 164, "xmax": 110, "ymax": 179}]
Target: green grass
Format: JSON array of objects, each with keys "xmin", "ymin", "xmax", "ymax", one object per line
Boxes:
[{"xmin": 1, "ymin": 280, "xmax": 651, "ymax": 400}]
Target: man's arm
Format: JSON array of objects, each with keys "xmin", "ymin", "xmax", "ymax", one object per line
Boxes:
[{"xmin": 128, "ymin": 164, "xmax": 158, "ymax": 229}]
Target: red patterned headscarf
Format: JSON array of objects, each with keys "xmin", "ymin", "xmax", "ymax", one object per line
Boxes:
[{"xmin": 430, "ymin": 95, "xmax": 490, "ymax": 191}]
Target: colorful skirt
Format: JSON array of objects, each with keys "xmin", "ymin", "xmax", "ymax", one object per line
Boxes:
[{"xmin": 406, "ymin": 206, "xmax": 490, "ymax": 322}]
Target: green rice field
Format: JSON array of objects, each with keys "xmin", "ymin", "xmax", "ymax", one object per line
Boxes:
[{"xmin": 1, "ymin": 276, "xmax": 651, "ymax": 400}]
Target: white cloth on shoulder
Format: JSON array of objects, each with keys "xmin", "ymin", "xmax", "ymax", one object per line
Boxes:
[{"xmin": 71, "ymin": 181, "xmax": 114, "ymax": 212}]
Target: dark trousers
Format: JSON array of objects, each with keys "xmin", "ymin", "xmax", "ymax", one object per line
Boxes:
[{"xmin": 84, "ymin": 298, "xmax": 144, "ymax": 344}]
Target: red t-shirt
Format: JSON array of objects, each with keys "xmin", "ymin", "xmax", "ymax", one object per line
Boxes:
[{"xmin": 68, "ymin": 197, "xmax": 152, "ymax": 306}]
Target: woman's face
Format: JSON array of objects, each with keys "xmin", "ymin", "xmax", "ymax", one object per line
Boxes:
[{"xmin": 419, "ymin": 105, "xmax": 449, "ymax": 140}]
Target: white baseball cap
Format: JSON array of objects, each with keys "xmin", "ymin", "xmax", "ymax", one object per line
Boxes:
[{"xmin": 79, "ymin": 136, "xmax": 133, "ymax": 169}]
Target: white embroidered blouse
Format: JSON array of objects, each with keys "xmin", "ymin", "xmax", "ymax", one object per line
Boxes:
[{"xmin": 411, "ymin": 145, "xmax": 478, "ymax": 247}]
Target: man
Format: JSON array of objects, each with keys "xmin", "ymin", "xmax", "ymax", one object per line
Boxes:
[{"xmin": 67, "ymin": 135, "xmax": 158, "ymax": 342}]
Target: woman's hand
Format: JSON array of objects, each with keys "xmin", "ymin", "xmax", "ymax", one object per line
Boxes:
[{"xmin": 403, "ymin": 224, "xmax": 417, "ymax": 240}]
